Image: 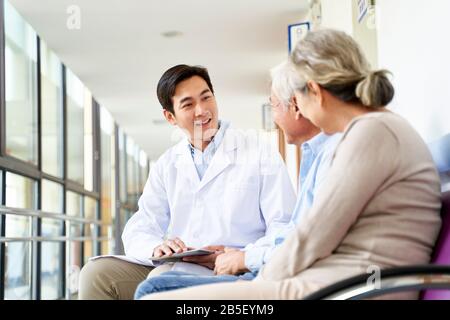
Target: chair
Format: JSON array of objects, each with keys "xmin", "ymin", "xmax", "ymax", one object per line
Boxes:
[{"xmin": 304, "ymin": 134, "xmax": 450, "ymax": 300}]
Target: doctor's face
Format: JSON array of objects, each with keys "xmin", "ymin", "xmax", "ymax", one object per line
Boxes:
[{"xmin": 165, "ymin": 76, "xmax": 219, "ymax": 149}]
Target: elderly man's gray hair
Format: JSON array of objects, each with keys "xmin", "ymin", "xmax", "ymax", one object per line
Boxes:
[{"xmin": 270, "ymin": 61, "xmax": 299, "ymax": 108}]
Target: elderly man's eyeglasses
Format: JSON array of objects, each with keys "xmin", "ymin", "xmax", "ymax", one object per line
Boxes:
[{"xmin": 269, "ymin": 97, "xmax": 282, "ymax": 109}]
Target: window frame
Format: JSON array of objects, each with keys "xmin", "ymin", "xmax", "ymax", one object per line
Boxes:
[{"xmin": 0, "ymin": 0, "xmax": 6, "ymax": 301}]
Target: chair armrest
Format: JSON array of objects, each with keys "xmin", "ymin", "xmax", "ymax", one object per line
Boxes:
[{"xmin": 303, "ymin": 265, "xmax": 450, "ymax": 300}]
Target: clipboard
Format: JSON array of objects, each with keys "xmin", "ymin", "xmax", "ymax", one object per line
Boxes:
[{"xmin": 148, "ymin": 249, "xmax": 214, "ymax": 262}]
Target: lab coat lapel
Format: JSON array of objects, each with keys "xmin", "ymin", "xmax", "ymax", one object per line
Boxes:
[
  {"xmin": 197, "ymin": 129, "xmax": 237, "ymax": 191},
  {"xmin": 174, "ymin": 140, "xmax": 201, "ymax": 188}
]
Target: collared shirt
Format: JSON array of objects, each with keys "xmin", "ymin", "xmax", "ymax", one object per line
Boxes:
[
  {"xmin": 244, "ymin": 132, "xmax": 342, "ymax": 272},
  {"xmin": 189, "ymin": 120, "xmax": 230, "ymax": 180}
]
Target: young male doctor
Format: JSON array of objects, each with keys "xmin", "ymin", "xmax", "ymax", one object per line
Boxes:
[{"xmin": 78, "ymin": 64, "xmax": 296, "ymax": 299}]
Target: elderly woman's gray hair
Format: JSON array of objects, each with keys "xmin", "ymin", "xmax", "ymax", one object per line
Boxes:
[{"xmin": 289, "ymin": 29, "xmax": 394, "ymax": 108}]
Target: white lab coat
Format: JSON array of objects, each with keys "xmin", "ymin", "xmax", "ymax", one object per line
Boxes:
[{"xmin": 121, "ymin": 126, "xmax": 296, "ymax": 265}]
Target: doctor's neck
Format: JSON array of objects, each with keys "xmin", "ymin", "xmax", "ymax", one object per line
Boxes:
[
  {"xmin": 189, "ymin": 123, "xmax": 219, "ymax": 151},
  {"xmin": 190, "ymin": 139, "xmax": 211, "ymax": 152}
]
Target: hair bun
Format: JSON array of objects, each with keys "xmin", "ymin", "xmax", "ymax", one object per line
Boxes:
[{"xmin": 356, "ymin": 69, "xmax": 395, "ymax": 108}]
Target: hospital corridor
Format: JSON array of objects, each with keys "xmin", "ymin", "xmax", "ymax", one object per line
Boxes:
[{"xmin": 0, "ymin": 0, "xmax": 449, "ymax": 305}]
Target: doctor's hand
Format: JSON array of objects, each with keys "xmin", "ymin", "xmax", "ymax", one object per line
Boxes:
[
  {"xmin": 214, "ymin": 247, "xmax": 250, "ymax": 276},
  {"xmin": 153, "ymin": 237, "xmax": 189, "ymax": 258},
  {"xmin": 182, "ymin": 245, "xmax": 225, "ymax": 270}
]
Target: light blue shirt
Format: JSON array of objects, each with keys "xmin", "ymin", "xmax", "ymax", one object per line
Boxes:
[
  {"xmin": 189, "ymin": 120, "xmax": 230, "ymax": 180},
  {"xmin": 244, "ymin": 132, "xmax": 342, "ymax": 272}
]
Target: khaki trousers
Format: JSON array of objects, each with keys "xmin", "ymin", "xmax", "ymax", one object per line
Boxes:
[{"xmin": 78, "ymin": 257, "xmax": 172, "ymax": 300}]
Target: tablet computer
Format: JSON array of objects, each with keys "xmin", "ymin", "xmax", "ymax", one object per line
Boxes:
[{"xmin": 149, "ymin": 249, "xmax": 214, "ymax": 262}]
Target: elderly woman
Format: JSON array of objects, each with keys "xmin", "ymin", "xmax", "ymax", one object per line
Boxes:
[{"xmin": 142, "ymin": 29, "xmax": 442, "ymax": 300}]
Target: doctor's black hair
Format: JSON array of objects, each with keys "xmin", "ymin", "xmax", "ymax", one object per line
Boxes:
[{"xmin": 156, "ymin": 64, "xmax": 215, "ymax": 114}]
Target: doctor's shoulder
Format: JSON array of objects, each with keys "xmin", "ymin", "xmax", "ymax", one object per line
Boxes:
[{"xmin": 148, "ymin": 141, "xmax": 184, "ymax": 175}]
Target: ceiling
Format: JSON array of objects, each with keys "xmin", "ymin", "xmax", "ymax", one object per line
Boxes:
[{"xmin": 9, "ymin": 0, "xmax": 309, "ymax": 160}]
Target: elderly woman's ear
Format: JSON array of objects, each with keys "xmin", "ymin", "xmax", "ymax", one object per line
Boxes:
[{"xmin": 305, "ymin": 80, "xmax": 324, "ymax": 105}]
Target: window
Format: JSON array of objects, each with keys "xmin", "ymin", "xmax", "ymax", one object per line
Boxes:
[
  {"xmin": 4, "ymin": 173, "xmax": 36, "ymax": 300},
  {"xmin": 4, "ymin": 0, "xmax": 38, "ymax": 164},
  {"xmin": 126, "ymin": 138, "xmax": 138, "ymax": 204},
  {"xmin": 41, "ymin": 179, "xmax": 64, "ymax": 300},
  {"xmin": 118, "ymin": 129, "xmax": 127, "ymax": 203},
  {"xmin": 119, "ymin": 208, "xmax": 131, "ymax": 237},
  {"xmin": 65, "ymin": 191, "xmax": 82, "ymax": 298},
  {"xmin": 100, "ymin": 107, "xmax": 114, "ymax": 253},
  {"xmin": 0, "ymin": 170, "xmax": 3, "ymax": 204},
  {"xmin": 66, "ymin": 191, "xmax": 82, "ymax": 217},
  {"xmin": 100, "ymin": 225, "xmax": 112, "ymax": 255},
  {"xmin": 139, "ymin": 150, "xmax": 148, "ymax": 192},
  {"xmin": 0, "ymin": 1, "xmax": 150, "ymax": 300},
  {"xmin": 40, "ymin": 41, "xmax": 63, "ymax": 178},
  {"xmin": 83, "ymin": 196, "xmax": 97, "ymax": 264},
  {"xmin": 65, "ymin": 69, "xmax": 84, "ymax": 186},
  {"xmin": 84, "ymin": 93, "xmax": 93, "ymax": 192}
]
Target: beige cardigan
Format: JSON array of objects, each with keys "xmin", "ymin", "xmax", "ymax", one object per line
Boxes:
[{"xmin": 257, "ymin": 111, "xmax": 442, "ymax": 299}]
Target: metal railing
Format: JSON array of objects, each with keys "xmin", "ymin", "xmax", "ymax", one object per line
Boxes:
[
  {"xmin": 0, "ymin": 205, "xmax": 112, "ymax": 243},
  {"xmin": 0, "ymin": 205, "xmax": 114, "ymax": 300}
]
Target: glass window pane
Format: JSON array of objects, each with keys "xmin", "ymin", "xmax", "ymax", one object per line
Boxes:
[
  {"xmin": 40, "ymin": 180, "xmax": 64, "ymax": 299},
  {"xmin": 139, "ymin": 150, "xmax": 148, "ymax": 192},
  {"xmin": 66, "ymin": 191, "xmax": 82, "ymax": 217},
  {"xmin": 40, "ymin": 41, "xmax": 63, "ymax": 177},
  {"xmin": 5, "ymin": 172, "xmax": 36, "ymax": 209},
  {"xmin": 66, "ymin": 69, "xmax": 84, "ymax": 185},
  {"xmin": 41, "ymin": 179, "xmax": 63, "ymax": 214},
  {"xmin": 4, "ymin": 0, "xmax": 38, "ymax": 164},
  {"xmin": 4, "ymin": 214, "xmax": 31, "ymax": 238},
  {"xmin": 66, "ymin": 221, "xmax": 82, "ymax": 298},
  {"xmin": 126, "ymin": 138, "xmax": 137, "ymax": 204},
  {"xmin": 41, "ymin": 219, "xmax": 61, "ymax": 238},
  {"xmin": 5, "ymin": 172, "xmax": 35, "ymax": 237},
  {"xmin": 41, "ymin": 242, "xmax": 63, "ymax": 300},
  {"xmin": 119, "ymin": 208, "xmax": 131, "ymax": 236},
  {"xmin": 42, "ymin": 179, "xmax": 63, "ymax": 236},
  {"xmin": 100, "ymin": 107, "xmax": 113, "ymax": 222},
  {"xmin": 65, "ymin": 192, "xmax": 82, "ymax": 297},
  {"xmin": 84, "ymin": 196, "xmax": 97, "ymax": 221},
  {"xmin": 83, "ymin": 224, "xmax": 95, "ymax": 263},
  {"xmin": 100, "ymin": 225, "xmax": 112, "ymax": 255},
  {"xmin": 0, "ymin": 170, "xmax": 3, "ymax": 204},
  {"xmin": 119, "ymin": 130, "xmax": 127, "ymax": 203},
  {"xmin": 84, "ymin": 196, "xmax": 98, "ymax": 261},
  {"xmin": 4, "ymin": 241, "xmax": 32, "ymax": 300},
  {"xmin": 84, "ymin": 93, "xmax": 93, "ymax": 191}
]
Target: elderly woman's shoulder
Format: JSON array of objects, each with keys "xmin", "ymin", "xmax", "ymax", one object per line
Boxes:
[
  {"xmin": 348, "ymin": 111, "xmax": 416, "ymax": 136},
  {"xmin": 344, "ymin": 111, "xmax": 400, "ymax": 138}
]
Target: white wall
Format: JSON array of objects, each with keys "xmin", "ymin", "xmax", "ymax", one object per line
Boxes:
[
  {"xmin": 377, "ymin": 0, "xmax": 450, "ymax": 143},
  {"xmin": 352, "ymin": 0, "xmax": 378, "ymax": 68},
  {"xmin": 319, "ymin": 0, "xmax": 450, "ymax": 143},
  {"xmin": 320, "ymin": 0, "xmax": 353, "ymax": 34}
]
